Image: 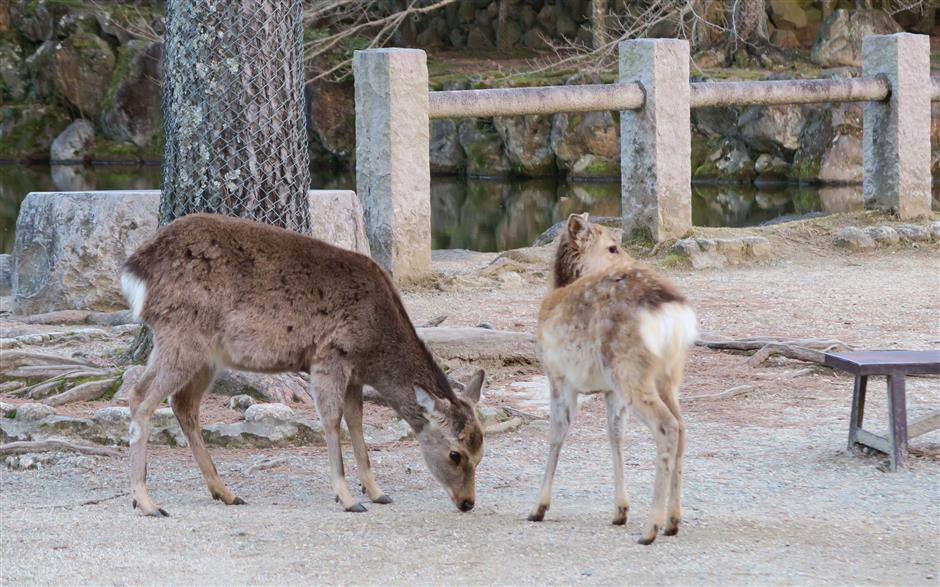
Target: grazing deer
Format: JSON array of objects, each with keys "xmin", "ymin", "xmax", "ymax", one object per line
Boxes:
[
  {"xmin": 527, "ymin": 214, "xmax": 697, "ymax": 545},
  {"xmin": 120, "ymin": 214, "xmax": 484, "ymax": 517}
]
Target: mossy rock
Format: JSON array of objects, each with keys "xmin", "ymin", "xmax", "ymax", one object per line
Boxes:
[{"xmin": 0, "ymin": 105, "xmax": 71, "ymax": 161}]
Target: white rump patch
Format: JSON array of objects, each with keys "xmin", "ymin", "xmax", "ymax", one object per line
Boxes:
[
  {"xmin": 637, "ymin": 302, "xmax": 698, "ymax": 360},
  {"xmin": 120, "ymin": 271, "xmax": 147, "ymax": 321}
]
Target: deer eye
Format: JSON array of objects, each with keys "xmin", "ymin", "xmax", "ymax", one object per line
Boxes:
[
  {"xmin": 608, "ymin": 245, "xmax": 618, "ymax": 254},
  {"xmin": 449, "ymin": 451, "xmax": 462, "ymax": 465}
]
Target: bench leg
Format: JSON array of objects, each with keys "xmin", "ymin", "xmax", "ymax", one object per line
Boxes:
[
  {"xmin": 886, "ymin": 374, "xmax": 908, "ymax": 472},
  {"xmin": 848, "ymin": 375, "xmax": 868, "ymax": 450}
]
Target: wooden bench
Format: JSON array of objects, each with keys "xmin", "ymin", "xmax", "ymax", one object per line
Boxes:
[{"xmin": 824, "ymin": 350, "xmax": 940, "ymax": 471}]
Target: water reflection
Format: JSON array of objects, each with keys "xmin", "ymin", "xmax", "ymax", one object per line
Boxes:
[{"xmin": 1, "ymin": 163, "xmax": 936, "ymax": 254}]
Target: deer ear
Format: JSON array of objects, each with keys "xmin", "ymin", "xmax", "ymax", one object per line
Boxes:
[
  {"xmin": 461, "ymin": 370, "xmax": 484, "ymax": 404},
  {"xmin": 566, "ymin": 213, "xmax": 590, "ymax": 242},
  {"xmin": 415, "ymin": 386, "xmax": 444, "ymax": 419}
]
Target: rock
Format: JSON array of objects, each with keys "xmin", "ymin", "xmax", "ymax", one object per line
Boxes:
[
  {"xmin": 834, "ymin": 226, "xmax": 876, "ymax": 251},
  {"xmin": 536, "ymin": 5, "xmax": 556, "ymax": 34},
  {"xmin": 92, "ymin": 406, "xmax": 131, "ymax": 425},
  {"xmin": 95, "ymin": 7, "xmax": 158, "ymax": 45},
  {"xmin": 56, "ymin": 11, "xmax": 97, "ymax": 38},
  {"xmin": 14, "ymin": 403, "xmax": 55, "ymax": 423},
  {"xmin": 893, "ymin": 224, "xmax": 930, "ymax": 243},
  {"xmin": 430, "ymin": 119, "xmax": 465, "ymax": 174},
  {"xmin": 863, "ymin": 226, "xmax": 900, "ymax": 246},
  {"xmin": 305, "ymin": 78, "xmax": 355, "ymax": 164},
  {"xmin": 754, "ymin": 154, "xmax": 790, "ymax": 182},
  {"xmin": 364, "ymin": 418, "xmax": 414, "ymax": 444},
  {"xmin": 671, "ymin": 239, "xmax": 722, "ymax": 269},
  {"xmin": 738, "ymin": 104, "xmax": 806, "ymax": 153},
  {"xmin": 523, "ymin": 28, "xmax": 549, "ymax": 50},
  {"xmin": 50, "ymin": 119, "xmax": 95, "ymax": 162},
  {"xmin": 533, "ymin": 216, "xmax": 620, "ymax": 246},
  {"xmin": 459, "ymin": 119, "xmax": 511, "ymax": 177},
  {"xmin": 54, "ymin": 32, "xmax": 116, "ymax": 117},
  {"xmin": 11, "ymin": 0, "xmax": 53, "ymax": 42},
  {"xmin": 695, "ymin": 137, "xmax": 754, "ymax": 181},
  {"xmin": 743, "ymin": 236, "xmax": 772, "ymax": 259},
  {"xmin": 12, "ymin": 190, "xmax": 160, "ymax": 314},
  {"xmin": 244, "ymin": 403, "xmax": 295, "ymax": 425},
  {"xmin": 769, "ymin": 0, "xmax": 807, "ymax": 29},
  {"xmin": 111, "ymin": 365, "xmax": 144, "ymax": 405},
  {"xmin": 100, "ymin": 40, "xmax": 164, "ymax": 149},
  {"xmin": 556, "ymin": 11, "xmax": 577, "ymax": 37},
  {"xmin": 493, "ymin": 115, "xmax": 556, "ymax": 176},
  {"xmin": 0, "ymin": 254, "xmax": 10, "ymax": 296},
  {"xmin": 24, "ymin": 41, "xmax": 56, "ymax": 101},
  {"xmin": 5, "ymin": 454, "xmax": 57, "ymax": 470},
  {"xmin": 0, "ymin": 105, "xmax": 71, "ymax": 161},
  {"xmin": 201, "ymin": 418, "xmax": 324, "ymax": 448},
  {"xmin": 211, "ymin": 371, "xmax": 311, "ymax": 405},
  {"xmin": 549, "ymin": 75, "xmax": 619, "ymax": 178},
  {"xmin": 0, "ymin": 402, "xmax": 15, "ymax": 417},
  {"xmin": 770, "ymin": 29, "xmax": 801, "ymax": 50},
  {"xmin": 308, "ymin": 190, "xmax": 371, "ymax": 256},
  {"xmin": 466, "ymin": 28, "xmax": 494, "ymax": 49},
  {"xmin": 227, "ymin": 395, "xmax": 257, "ymax": 412},
  {"xmin": 929, "ymin": 222, "xmax": 940, "ymax": 241},
  {"xmin": 0, "ymin": 42, "xmax": 26, "ymax": 102},
  {"xmin": 819, "ymin": 134, "xmax": 863, "ymax": 183},
  {"xmin": 811, "ymin": 9, "xmax": 902, "ymax": 67}
]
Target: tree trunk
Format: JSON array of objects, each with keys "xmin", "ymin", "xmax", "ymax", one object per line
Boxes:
[
  {"xmin": 126, "ymin": 0, "xmax": 311, "ymax": 364},
  {"xmin": 729, "ymin": 0, "xmax": 769, "ymax": 49},
  {"xmin": 496, "ymin": 0, "xmax": 512, "ymax": 51},
  {"xmin": 591, "ymin": 0, "xmax": 608, "ymax": 49}
]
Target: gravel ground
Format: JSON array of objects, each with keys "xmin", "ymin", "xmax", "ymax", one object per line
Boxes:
[{"xmin": 1, "ymin": 240, "xmax": 939, "ymax": 585}]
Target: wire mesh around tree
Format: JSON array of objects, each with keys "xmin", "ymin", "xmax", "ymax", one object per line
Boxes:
[{"xmin": 159, "ymin": 0, "xmax": 311, "ymax": 234}]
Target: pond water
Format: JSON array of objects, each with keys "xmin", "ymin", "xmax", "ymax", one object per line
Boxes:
[{"xmin": 2, "ymin": 163, "xmax": 930, "ymax": 254}]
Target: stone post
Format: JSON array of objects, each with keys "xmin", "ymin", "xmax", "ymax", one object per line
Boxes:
[
  {"xmin": 618, "ymin": 39, "xmax": 692, "ymax": 243},
  {"xmin": 353, "ymin": 49, "xmax": 431, "ymax": 282},
  {"xmin": 862, "ymin": 33, "xmax": 931, "ymax": 219}
]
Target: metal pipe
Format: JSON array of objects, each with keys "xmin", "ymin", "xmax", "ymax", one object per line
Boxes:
[
  {"xmin": 428, "ymin": 82, "xmax": 645, "ymax": 119},
  {"xmin": 689, "ymin": 77, "xmax": 889, "ymax": 108}
]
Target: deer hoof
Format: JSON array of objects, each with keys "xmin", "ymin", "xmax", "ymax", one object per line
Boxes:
[
  {"xmin": 527, "ymin": 504, "xmax": 548, "ymax": 522},
  {"xmin": 345, "ymin": 503, "xmax": 368, "ymax": 513},
  {"xmin": 612, "ymin": 506, "xmax": 628, "ymax": 526},
  {"xmin": 372, "ymin": 494, "xmax": 393, "ymax": 505},
  {"xmin": 663, "ymin": 518, "xmax": 680, "ymax": 536},
  {"xmin": 232, "ymin": 496, "xmax": 248, "ymax": 505},
  {"xmin": 638, "ymin": 525, "xmax": 658, "ymax": 545}
]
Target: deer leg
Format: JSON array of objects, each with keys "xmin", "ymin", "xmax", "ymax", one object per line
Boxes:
[
  {"xmin": 629, "ymin": 381, "xmax": 679, "ymax": 546},
  {"xmin": 605, "ymin": 391, "xmax": 630, "ymax": 526},
  {"xmin": 128, "ymin": 342, "xmax": 203, "ymax": 517},
  {"xmin": 344, "ymin": 383, "xmax": 391, "ymax": 504},
  {"xmin": 310, "ymin": 361, "xmax": 364, "ymax": 512},
  {"xmin": 528, "ymin": 377, "xmax": 578, "ymax": 522},
  {"xmin": 658, "ymin": 363, "xmax": 686, "ymax": 537},
  {"xmin": 172, "ymin": 364, "xmax": 245, "ymax": 506}
]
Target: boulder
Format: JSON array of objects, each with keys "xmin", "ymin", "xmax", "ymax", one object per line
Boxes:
[
  {"xmin": 227, "ymin": 395, "xmax": 257, "ymax": 412},
  {"xmin": 833, "ymin": 226, "xmax": 876, "ymax": 251},
  {"xmin": 0, "ymin": 105, "xmax": 71, "ymax": 161},
  {"xmin": 430, "ymin": 119, "xmax": 465, "ymax": 174},
  {"xmin": 308, "ymin": 190, "xmax": 371, "ymax": 256},
  {"xmin": 416, "ymin": 326, "xmax": 538, "ymax": 368},
  {"xmin": 95, "ymin": 7, "xmax": 155, "ymax": 45},
  {"xmin": 459, "ymin": 119, "xmax": 511, "ymax": 177},
  {"xmin": 244, "ymin": 403, "xmax": 295, "ymax": 425},
  {"xmin": 929, "ymin": 222, "xmax": 940, "ymax": 241},
  {"xmin": 24, "ymin": 41, "xmax": 56, "ymax": 101},
  {"xmin": 754, "ymin": 154, "xmax": 790, "ymax": 182},
  {"xmin": 305, "ymin": 78, "xmax": 355, "ymax": 164},
  {"xmin": 14, "ymin": 403, "xmax": 55, "ymax": 422},
  {"xmin": 100, "ymin": 41, "xmax": 164, "ymax": 149},
  {"xmin": 811, "ymin": 9, "xmax": 902, "ymax": 67},
  {"xmin": 863, "ymin": 225, "xmax": 900, "ymax": 246},
  {"xmin": 818, "ymin": 134, "xmax": 863, "ymax": 183},
  {"xmin": 894, "ymin": 224, "xmax": 930, "ymax": 243},
  {"xmin": 493, "ymin": 115, "xmax": 556, "ymax": 176},
  {"xmin": 670, "ymin": 236, "xmax": 771, "ymax": 269},
  {"xmin": 50, "ymin": 119, "xmax": 96, "ymax": 162},
  {"xmin": 694, "ymin": 137, "xmax": 755, "ymax": 181},
  {"xmin": 738, "ymin": 104, "xmax": 806, "ymax": 153},
  {"xmin": 11, "ymin": 0, "xmax": 53, "ymax": 42},
  {"xmin": 0, "ymin": 42, "xmax": 26, "ymax": 102},
  {"xmin": 53, "ymin": 32, "xmax": 116, "ymax": 117},
  {"xmin": 56, "ymin": 11, "xmax": 97, "ymax": 38},
  {"xmin": 12, "ymin": 191, "xmax": 160, "ymax": 314}
]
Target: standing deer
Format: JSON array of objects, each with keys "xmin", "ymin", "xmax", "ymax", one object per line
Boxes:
[
  {"xmin": 527, "ymin": 214, "xmax": 697, "ymax": 545},
  {"xmin": 120, "ymin": 214, "xmax": 485, "ymax": 516}
]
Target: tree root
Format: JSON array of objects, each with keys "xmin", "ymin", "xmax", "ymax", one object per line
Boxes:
[
  {"xmin": 686, "ymin": 384, "xmax": 756, "ymax": 402},
  {"xmin": 0, "ymin": 440, "xmax": 122, "ymax": 457},
  {"xmin": 697, "ymin": 335, "xmax": 851, "ymax": 369},
  {"xmin": 43, "ymin": 377, "xmax": 120, "ymax": 407}
]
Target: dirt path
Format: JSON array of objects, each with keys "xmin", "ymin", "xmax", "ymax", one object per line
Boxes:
[{"xmin": 1, "ymin": 243, "xmax": 939, "ymax": 585}]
